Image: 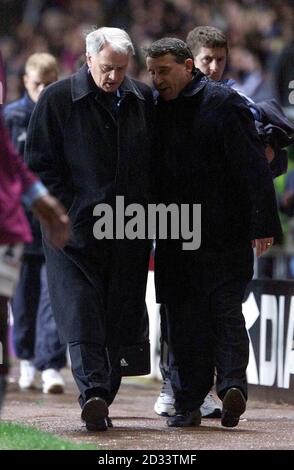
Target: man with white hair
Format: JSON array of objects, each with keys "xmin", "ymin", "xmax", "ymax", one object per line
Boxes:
[{"xmin": 26, "ymin": 27, "xmax": 154, "ymax": 431}]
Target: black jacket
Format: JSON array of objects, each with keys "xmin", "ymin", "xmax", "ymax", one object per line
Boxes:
[
  {"xmin": 154, "ymin": 71, "xmax": 282, "ymax": 302},
  {"xmin": 254, "ymin": 98, "xmax": 294, "ymax": 178},
  {"xmin": 25, "ymin": 65, "xmax": 154, "ymax": 348}
]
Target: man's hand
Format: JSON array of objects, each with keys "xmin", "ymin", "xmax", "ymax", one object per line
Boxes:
[
  {"xmin": 264, "ymin": 145, "xmax": 275, "ymax": 163},
  {"xmin": 31, "ymin": 194, "xmax": 71, "ymax": 248},
  {"xmin": 251, "ymin": 237, "xmax": 274, "ymax": 257}
]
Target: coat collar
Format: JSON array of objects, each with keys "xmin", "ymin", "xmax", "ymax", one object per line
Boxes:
[
  {"xmin": 156, "ymin": 69, "xmax": 208, "ymax": 105},
  {"xmin": 71, "ymin": 64, "xmax": 145, "ymax": 102},
  {"xmin": 180, "ymin": 69, "xmax": 208, "ymax": 98}
]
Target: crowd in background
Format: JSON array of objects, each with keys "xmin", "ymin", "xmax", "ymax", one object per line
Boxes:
[{"xmin": 0, "ymin": 0, "xmax": 293, "ymax": 107}]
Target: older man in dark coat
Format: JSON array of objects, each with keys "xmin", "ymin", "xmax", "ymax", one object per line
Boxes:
[
  {"xmin": 26, "ymin": 27, "xmax": 153, "ymax": 431},
  {"xmin": 145, "ymin": 38, "xmax": 281, "ymax": 429}
]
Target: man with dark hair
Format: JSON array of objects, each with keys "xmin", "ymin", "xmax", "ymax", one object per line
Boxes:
[
  {"xmin": 154, "ymin": 28, "xmax": 228, "ymax": 420},
  {"xmin": 154, "ymin": 27, "xmax": 293, "ymax": 420},
  {"xmin": 145, "ymin": 37, "xmax": 281, "ymax": 428},
  {"xmin": 186, "ymin": 26, "xmax": 228, "ymax": 81},
  {"xmin": 189, "ymin": 26, "xmax": 291, "ymax": 177},
  {"xmin": 187, "ymin": 25, "xmax": 228, "ymax": 52}
]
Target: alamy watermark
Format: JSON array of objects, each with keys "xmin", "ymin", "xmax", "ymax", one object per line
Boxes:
[{"xmin": 93, "ymin": 196, "xmax": 201, "ymax": 250}]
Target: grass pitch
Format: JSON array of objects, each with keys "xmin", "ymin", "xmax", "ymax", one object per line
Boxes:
[{"xmin": 0, "ymin": 421, "xmax": 97, "ymax": 450}]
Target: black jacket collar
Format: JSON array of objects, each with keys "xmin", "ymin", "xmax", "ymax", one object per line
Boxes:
[
  {"xmin": 181, "ymin": 69, "xmax": 208, "ymax": 97},
  {"xmin": 156, "ymin": 69, "xmax": 207, "ymax": 105},
  {"xmin": 71, "ymin": 64, "xmax": 145, "ymax": 102}
]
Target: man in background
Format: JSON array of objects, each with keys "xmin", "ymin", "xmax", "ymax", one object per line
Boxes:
[
  {"xmin": 0, "ymin": 108, "xmax": 70, "ymax": 414},
  {"xmin": 4, "ymin": 53, "xmax": 67, "ymax": 395}
]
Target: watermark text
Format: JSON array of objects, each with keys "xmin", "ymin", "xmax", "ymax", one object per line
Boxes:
[{"xmin": 93, "ymin": 196, "xmax": 201, "ymax": 250}]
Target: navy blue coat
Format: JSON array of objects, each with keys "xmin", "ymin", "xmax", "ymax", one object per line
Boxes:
[
  {"xmin": 154, "ymin": 71, "xmax": 282, "ymax": 302},
  {"xmin": 25, "ymin": 65, "xmax": 154, "ymax": 349}
]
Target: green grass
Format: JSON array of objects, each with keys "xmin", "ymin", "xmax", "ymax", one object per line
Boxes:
[{"xmin": 0, "ymin": 421, "xmax": 97, "ymax": 450}]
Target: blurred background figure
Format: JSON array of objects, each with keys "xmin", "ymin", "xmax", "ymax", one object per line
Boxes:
[
  {"xmin": 4, "ymin": 53, "xmax": 67, "ymax": 394},
  {"xmin": 1, "ymin": 0, "xmax": 293, "ymax": 111},
  {"xmin": 0, "ymin": 44, "xmax": 70, "ymax": 413},
  {"xmin": 228, "ymin": 46, "xmax": 274, "ymax": 102},
  {"xmin": 274, "ymin": 39, "xmax": 294, "ymax": 112}
]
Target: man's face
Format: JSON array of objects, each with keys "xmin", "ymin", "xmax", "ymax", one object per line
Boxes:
[
  {"xmin": 87, "ymin": 44, "xmax": 129, "ymax": 93},
  {"xmin": 146, "ymin": 53, "xmax": 194, "ymax": 101},
  {"xmin": 194, "ymin": 46, "xmax": 227, "ymax": 81},
  {"xmin": 24, "ymin": 69, "xmax": 57, "ymax": 103}
]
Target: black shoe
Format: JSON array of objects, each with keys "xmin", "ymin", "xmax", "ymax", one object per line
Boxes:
[
  {"xmin": 81, "ymin": 396, "xmax": 109, "ymax": 431},
  {"xmin": 106, "ymin": 416, "xmax": 113, "ymax": 428},
  {"xmin": 85, "ymin": 418, "xmax": 108, "ymax": 431},
  {"xmin": 221, "ymin": 388, "xmax": 246, "ymax": 428},
  {"xmin": 85, "ymin": 416, "xmax": 113, "ymax": 431},
  {"xmin": 167, "ymin": 409, "xmax": 201, "ymax": 427},
  {"xmin": 203, "ymin": 408, "xmax": 222, "ymax": 419}
]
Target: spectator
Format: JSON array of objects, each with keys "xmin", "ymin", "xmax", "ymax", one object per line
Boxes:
[
  {"xmin": 4, "ymin": 53, "xmax": 67, "ymax": 394},
  {"xmin": 0, "ymin": 112, "xmax": 70, "ymax": 414}
]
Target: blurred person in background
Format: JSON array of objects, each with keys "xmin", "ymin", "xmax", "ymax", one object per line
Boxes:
[
  {"xmin": 274, "ymin": 39, "xmax": 294, "ymax": 109},
  {"xmin": 188, "ymin": 25, "xmax": 292, "ymax": 179},
  {"xmin": 4, "ymin": 53, "xmax": 67, "ymax": 395},
  {"xmin": 228, "ymin": 46, "xmax": 273, "ymax": 103},
  {"xmin": 0, "ymin": 50, "xmax": 70, "ymax": 414},
  {"xmin": 2, "ymin": 1, "xmax": 293, "ymax": 103}
]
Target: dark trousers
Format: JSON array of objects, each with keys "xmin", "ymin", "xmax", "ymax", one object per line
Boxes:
[
  {"xmin": 11, "ymin": 257, "xmax": 66, "ymax": 371},
  {"xmin": 68, "ymin": 341, "xmax": 121, "ymax": 408},
  {"xmin": 166, "ymin": 279, "xmax": 249, "ymax": 413}
]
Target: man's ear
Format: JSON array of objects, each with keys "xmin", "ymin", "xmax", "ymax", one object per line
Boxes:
[
  {"xmin": 185, "ymin": 58, "xmax": 194, "ymax": 73},
  {"xmin": 86, "ymin": 53, "xmax": 91, "ymax": 69}
]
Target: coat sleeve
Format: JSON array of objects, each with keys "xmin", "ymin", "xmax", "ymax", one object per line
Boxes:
[
  {"xmin": 24, "ymin": 85, "xmax": 73, "ymax": 209},
  {"xmin": 221, "ymin": 93, "xmax": 282, "ymax": 241}
]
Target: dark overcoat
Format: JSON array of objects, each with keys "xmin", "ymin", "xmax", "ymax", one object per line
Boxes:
[
  {"xmin": 154, "ymin": 71, "xmax": 282, "ymax": 302},
  {"xmin": 25, "ymin": 65, "xmax": 154, "ymax": 348}
]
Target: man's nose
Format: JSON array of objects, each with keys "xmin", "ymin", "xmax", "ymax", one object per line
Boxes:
[
  {"xmin": 153, "ymin": 73, "xmax": 162, "ymax": 86},
  {"xmin": 210, "ymin": 60, "xmax": 218, "ymax": 72},
  {"xmin": 108, "ymin": 69, "xmax": 118, "ymax": 81}
]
